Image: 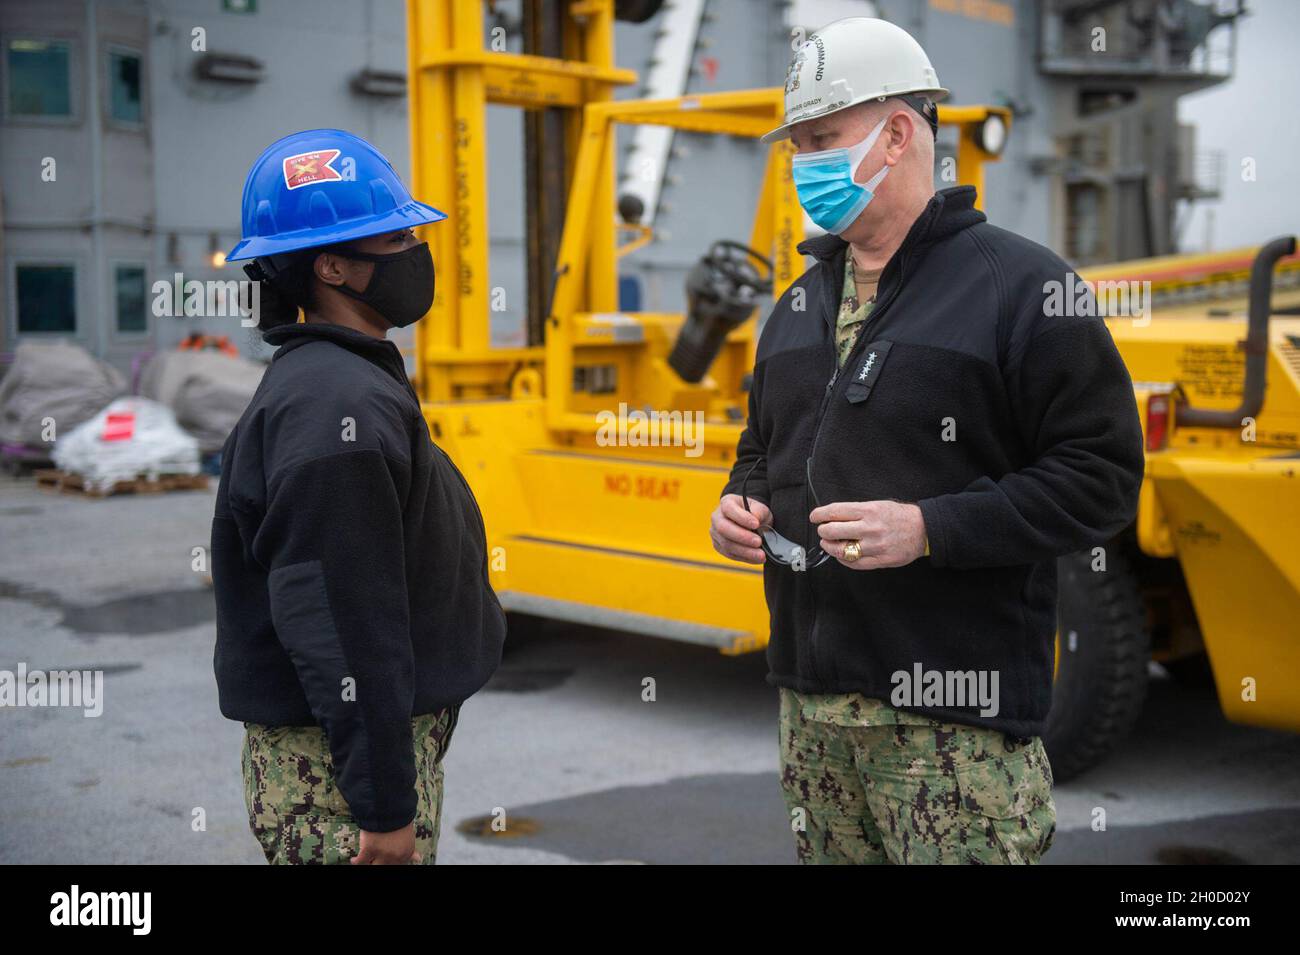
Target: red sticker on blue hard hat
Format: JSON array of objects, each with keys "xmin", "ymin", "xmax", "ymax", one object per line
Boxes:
[{"xmin": 282, "ymin": 149, "xmax": 342, "ymax": 190}]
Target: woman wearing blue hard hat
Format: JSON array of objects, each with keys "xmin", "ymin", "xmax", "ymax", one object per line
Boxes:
[{"xmin": 211, "ymin": 129, "xmax": 505, "ymax": 865}]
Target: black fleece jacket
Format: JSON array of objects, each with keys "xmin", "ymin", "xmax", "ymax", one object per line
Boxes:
[
  {"xmin": 723, "ymin": 186, "xmax": 1144, "ymax": 737},
  {"xmin": 212, "ymin": 322, "xmax": 505, "ymax": 832}
]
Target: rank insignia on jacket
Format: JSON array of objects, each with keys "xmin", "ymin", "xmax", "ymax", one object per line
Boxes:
[{"xmin": 846, "ymin": 340, "xmax": 892, "ymax": 403}]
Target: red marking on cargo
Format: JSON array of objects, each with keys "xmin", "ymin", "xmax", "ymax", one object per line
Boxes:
[{"xmin": 102, "ymin": 412, "xmax": 135, "ymax": 442}]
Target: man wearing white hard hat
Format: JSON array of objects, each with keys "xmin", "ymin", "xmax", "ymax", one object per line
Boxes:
[{"xmin": 709, "ymin": 18, "xmax": 1144, "ymax": 864}]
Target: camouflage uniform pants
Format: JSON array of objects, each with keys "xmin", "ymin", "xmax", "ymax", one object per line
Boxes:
[
  {"xmin": 241, "ymin": 706, "xmax": 459, "ymax": 865},
  {"xmin": 778, "ymin": 689, "xmax": 1055, "ymax": 864}
]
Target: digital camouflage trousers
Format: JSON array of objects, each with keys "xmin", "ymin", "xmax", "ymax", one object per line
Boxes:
[
  {"xmin": 778, "ymin": 688, "xmax": 1056, "ymax": 864},
  {"xmin": 241, "ymin": 706, "xmax": 459, "ymax": 865}
]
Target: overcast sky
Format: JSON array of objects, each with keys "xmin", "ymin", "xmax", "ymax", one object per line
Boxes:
[{"xmin": 1177, "ymin": 0, "xmax": 1299, "ymax": 251}]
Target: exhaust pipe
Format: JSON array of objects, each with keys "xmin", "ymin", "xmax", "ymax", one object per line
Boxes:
[{"xmin": 1177, "ymin": 235, "xmax": 1297, "ymax": 429}]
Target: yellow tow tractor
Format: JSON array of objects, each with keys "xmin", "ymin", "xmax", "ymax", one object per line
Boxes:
[
  {"xmin": 405, "ymin": 0, "xmax": 1300, "ymax": 779},
  {"xmin": 1055, "ymin": 240, "xmax": 1300, "ymax": 778}
]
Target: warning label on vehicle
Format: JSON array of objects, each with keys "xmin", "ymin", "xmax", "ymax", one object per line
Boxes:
[
  {"xmin": 1175, "ymin": 345, "xmax": 1244, "ymax": 400},
  {"xmin": 603, "ymin": 473, "xmax": 681, "ymax": 502}
]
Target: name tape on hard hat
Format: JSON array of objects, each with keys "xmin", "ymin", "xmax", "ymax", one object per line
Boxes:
[{"xmin": 282, "ymin": 149, "xmax": 343, "ymax": 191}]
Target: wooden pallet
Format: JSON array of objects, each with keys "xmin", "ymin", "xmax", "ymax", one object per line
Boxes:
[{"xmin": 34, "ymin": 468, "xmax": 209, "ymax": 498}]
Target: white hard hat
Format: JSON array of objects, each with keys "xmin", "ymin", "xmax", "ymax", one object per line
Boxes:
[{"xmin": 763, "ymin": 17, "xmax": 948, "ymax": 144}]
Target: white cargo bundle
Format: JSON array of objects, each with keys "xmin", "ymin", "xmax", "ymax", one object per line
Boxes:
[{"xmin": 52, "ymin": 397, "xmax": 201, "ymax": 492}]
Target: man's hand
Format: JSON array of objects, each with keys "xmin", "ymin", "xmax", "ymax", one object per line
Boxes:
[
  {"xmin": 352, "ymin": 822, "xmax": 420, "ymax": 865},
  {"xmin": 711, "ymin": 493, "xmax": 771, "ymax": 565},
  {"xmin": 810, "ymin": 500, "xmax": 927, "ymax": 570}
]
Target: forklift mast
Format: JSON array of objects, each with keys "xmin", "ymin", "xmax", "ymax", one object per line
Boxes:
[
  {"xmin": 406, "ymin": 0, "xmax": 635, "ymax": 403},
  {"xmin": 405, "ymin": 0, "xmax": 1009, "ymax": 436}
]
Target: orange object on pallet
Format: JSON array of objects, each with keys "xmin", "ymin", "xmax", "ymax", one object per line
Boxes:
[{"xmin": 177, "ymin": 333, "xmax": 239, "ymax": 357}]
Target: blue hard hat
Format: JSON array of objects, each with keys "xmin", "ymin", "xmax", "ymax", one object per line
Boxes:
[{"xmin": 226, "ymin": 128, "xmax": 445, "ymax": 262}]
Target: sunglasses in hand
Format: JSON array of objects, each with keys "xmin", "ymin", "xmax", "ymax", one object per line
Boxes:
[{"xmin": 741, "ymin": 458, "xmax": 833, "ymax": 572}]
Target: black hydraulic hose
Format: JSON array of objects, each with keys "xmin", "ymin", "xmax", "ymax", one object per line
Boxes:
[{"xmin": 1178, "ymin": 235, "xmax": 1297, "ymax": 429}]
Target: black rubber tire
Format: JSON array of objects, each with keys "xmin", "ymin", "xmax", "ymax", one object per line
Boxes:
[{"xmin": 1044, "ymin": 547, "xmax": 1151, "ymax": 782}]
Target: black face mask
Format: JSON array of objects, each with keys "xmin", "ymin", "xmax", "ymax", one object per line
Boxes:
[{"xmin": 332, "ymin": 241, "xmax": 435, "ymax": 328}]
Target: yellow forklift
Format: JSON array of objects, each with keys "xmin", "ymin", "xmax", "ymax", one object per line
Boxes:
[{"xmin": 405, "ymin": 0, "xmax": 1300, "ymax": 779}]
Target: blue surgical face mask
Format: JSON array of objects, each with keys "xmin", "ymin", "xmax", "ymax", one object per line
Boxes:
[{"xmin": 791, "ymin": 117, "xmax": 890, "ymax": 235}]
